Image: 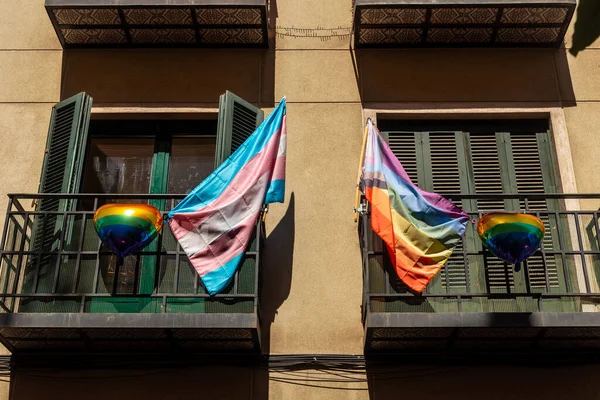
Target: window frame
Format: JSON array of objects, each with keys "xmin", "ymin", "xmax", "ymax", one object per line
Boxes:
[
  {"xmin": 362, "ymin": 107, "xmax": 590, "ymax": 309},
  {"xmin": 23, "ymin": 93, "xmax": 265, "ymax": 314}
]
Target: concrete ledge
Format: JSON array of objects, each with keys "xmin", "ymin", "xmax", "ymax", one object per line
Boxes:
[
  {"xmin": 0, "ymin": 312, "xmax": 258, "ymax": 329},
  {"xmin": 367, "ymin": 312, "xmax": 600, "ymax": 329}
]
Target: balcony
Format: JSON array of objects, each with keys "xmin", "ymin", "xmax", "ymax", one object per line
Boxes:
[
  {"xmin": 360, "ymin": 193, "xmax": 600, "ymax": 358},
  {"xmin": 353, "ymin": 0, "xmax": 576, "ymax": 48},
  {"xmin": 45, "ymin": 0, "xmax": 269, "ymax": 48},
  {"xmin": 0, "ymin": 194, "xmax": 263, "ymax": 354}
]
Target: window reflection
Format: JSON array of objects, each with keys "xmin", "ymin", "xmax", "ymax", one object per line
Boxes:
[{"xmin": 168, "ymin": 137, "xmax": 216, "ymax": 194}]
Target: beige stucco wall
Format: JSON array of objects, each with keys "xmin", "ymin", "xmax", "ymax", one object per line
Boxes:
[
  {"xmin": 0, "ymin": 0, "xmax": 61, "ymax": 223},
  {"xmin": 0, "ymin": 0, "xmax": 599, "ymax": 399},
  {"xmin": 564, "ymin": 6, "xmax": 600, "ymax": 203}
]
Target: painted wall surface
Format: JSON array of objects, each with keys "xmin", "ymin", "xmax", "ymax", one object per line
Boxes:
[{"xmin": 0, "ymin": 0, "xmax": 599, "ymax": 399}]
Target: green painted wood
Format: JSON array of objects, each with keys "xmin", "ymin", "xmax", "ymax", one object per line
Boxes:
[
  {"xmin": 20, "ymin": 93, "xmax": 92, "ymax": 312},
  {"xmin": 415, "ymin": 132, "xmax": 431, "ymax": 191},
  {"xmin": 496, "ymin": 132, "xmax": 530, "ymax": 300},
  {"xmin": 496, "ymin": 132, "xmax": 520, "ymax": 211},
  {"xmin": 214, "ymin": 91, "xmax": 264, "ymax": 167},
  {"xmin": 141, "ymin": 134, "xmax": 170, "ymax": 296},
  {"xmin": 537, "ymin": 131, "xmax": 578, "ymax": 311},
  {"xmin": 419, "ymin": 132, "xmax": 453, "ymax": 311},
  {"xmin": 382, "ymin": 124, "xmax": 568, "ymax": 313}
]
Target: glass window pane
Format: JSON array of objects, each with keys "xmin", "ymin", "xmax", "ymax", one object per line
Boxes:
[
  {"xmin": 82, "ymin": 138, "xmax": 154, "ymax": 195},
  {"xmin": 168, "ymin": 137, "xmax": 216, "ymax": 194}
]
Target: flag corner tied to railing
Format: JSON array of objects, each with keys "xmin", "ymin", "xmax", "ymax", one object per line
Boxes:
[
  {"xmin": 360, "ymin": 120, "xmax": 469, "ymax": 293},
  {"xmin": 168, "ymin": 97, "xmax": 287, "ymax": 295}
]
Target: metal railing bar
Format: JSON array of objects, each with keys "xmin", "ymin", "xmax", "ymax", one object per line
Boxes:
[
  {"xmin": 553, "ymin": 212, "xmax": 572, "ymax": 294},
  {"xmin": 7, "ymin": 193, "xmax": 188, "ymax": 200},
  {"xmin": 51, "ymin": 211, "xmax": 69, "ymax": 294},
  {"xmin": 12, "ymin": 209, "xmax": 600, "ymax": 218},
  {"xmin": 7, "ymin": 249, "xmax": 600, "ymax": 258},
  {"xmin": 0, "ymin": 198, "xmax": 17, "ymax": 309},
  {"xmin": 174, "ymin": 240, "xmax": 181, "ymax": 295},
  {"xmin": 253, "ymin": 220, "xmax": 262, "ymax": 313},
  {"xmin": 193, "ymin": 243, "xmax": 199, "ymax": 295},
  {"xmin": 573, "ymin": 213, "xmax": 592, "ymax": 293},
  {"xmin": 92, "ymin": 238, "xmax": 102, "ymax": 295},
  {"xmin": 133, "ymin": 255, "xmax": 141, "ymax": 295},
  {"xmin": 31, "ymin": 213, "xmax": 47, "ymax": 294},
  {"xmin": 0, "ymin": 250, "xmax": 263, "ymax": 257},
  {"xmin": 594, "ymin": 212, "xmax": 600, "ymax": 254},
  {"xmin": 10, "ymin": 212, "xmax": 29, "ymax": 311},
  {"xmin": 0, "ymin": 293, "xmax": 258, "ymax": 299},
  {"xmin": 80, "ymin": 294, "xmax": 86, "ymax": 313},
  {"xmin": 72, "ymin": 211, "xmax": 88, "ymax": 294},
  {"xmin": 368, "ymin": 292, "xmax": 600, "ymax": 298},
  {"xmin": 10, "ymin": 192, "xmax": 600, "ymax": 200},
  {"xmin": 535, "ymin": 211, "xmax": 551, "ymax": 293},
  {"xmin": 7, "ymin": 215, "xmax": 27, "ymax": 244},
  {"xmin": 11, "ymin": 198, "xmax": 25, "ymax": 214}
]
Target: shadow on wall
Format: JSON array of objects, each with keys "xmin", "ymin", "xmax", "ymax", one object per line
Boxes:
[
  {"xmin": 10, "ymin": 365, "xmax": 267, "ymax": 400},
  {"xmin": 60, "ymin": 48, "xmax": 275, "ymax": 107},
  {"xmin": 570, "ymin": 0, "xmax": 600, "ymax": 57},
  {"xmin": 260, "ymin": 192, "xmax": 295, "ymax": 354},
  {"xmin": 352, "ymin": 47, "xmax": 576, "ymax": 107},
  {"xmin": 367, "ymin": 364, "xmax": 600, "ymax": 400}
]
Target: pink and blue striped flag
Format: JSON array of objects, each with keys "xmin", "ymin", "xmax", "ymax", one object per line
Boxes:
[{"xmin": 168, "ymin": 98, "xmax": 287, "ymax": 295}]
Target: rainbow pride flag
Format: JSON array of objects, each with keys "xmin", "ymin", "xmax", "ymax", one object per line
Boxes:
[
  {"xmin": 360, "ymin": 121, "xmax": 469, "ymax": 293},
  {"xmin": 168, "ymin": 98, "xmax": 286, "ymax": 295}
]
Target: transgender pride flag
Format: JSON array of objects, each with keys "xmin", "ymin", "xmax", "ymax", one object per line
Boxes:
[
  {"xmin": 361, "ymin": 120, "xmax": 469, "ymax": 293},
  {"xmin": 168, "ymin": 98, "xmax": 286, "ymax": 295}
]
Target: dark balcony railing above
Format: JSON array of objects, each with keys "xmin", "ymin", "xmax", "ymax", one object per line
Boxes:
[
  {"xmin": 0, "ymin": 193, "xmax": 263, "ymax": 353},
  {"xmin": 360, "ymin": 193, "xmax": 600, "ymax": 357},
  {"xmin": 45, "ymin": 0, "xmax": 269, "ymax": 48},
  {"xmin": 353, "ymin": 0, "xmax": 576, "ymax": 48}
]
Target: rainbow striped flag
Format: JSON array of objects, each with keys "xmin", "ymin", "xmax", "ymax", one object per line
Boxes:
[
  {"xmin": 360, "ymin": 121, "xmax": 469, "ymax": 293},
  {"xmin": 168, "ymin": 98, "xmax": 286, "ymax": 295}
]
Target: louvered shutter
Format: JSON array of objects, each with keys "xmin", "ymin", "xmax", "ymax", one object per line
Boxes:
[
  {"xmin": 382, "ymin": 121, "xmax": 569, "ymax": 311},
  {"xmin": 39, "ymin": 93, "xmax": 93, "ymax": 211},
  {"xmin": 22, "ymin": 93, "xmax": 92, "ymax": 302},
  {"xmin": 207, "ymin": 92, "xmax": 263, "ymax": 311},
  {"xmin": 468, "ymin": 132, "xmax": 517, "ymax": 293},
  {"xmin": 467, "ymin": 128, "xmax": 570, "ymax": 305},
  {"xmin": 215, "ymin": 91, "xmax": 264, "ymax": 167},
  {"xmin": 426, "ymin": 132, "xmax": 471, "ymax": 293},
  {"xmin": 386, "ymin": 131, "xmax": 472, "ymax": 309},
  {"xmin": 510, "ymin": 132, "xmax": 561, "ymax": 291}
]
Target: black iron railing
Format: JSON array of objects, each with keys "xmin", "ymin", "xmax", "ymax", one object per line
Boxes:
[
  {"xmin": 0, "ymin": 194, "xmax": 263, "ymax": 315},
  {"xmin": 360, "ymin": 193, "xmax": 600, "ymax": 319}
]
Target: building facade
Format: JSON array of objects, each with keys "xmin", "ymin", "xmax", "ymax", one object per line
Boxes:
[{"xmin": 0, "ymin": 0, "xmax": 599, "ymax": 399}]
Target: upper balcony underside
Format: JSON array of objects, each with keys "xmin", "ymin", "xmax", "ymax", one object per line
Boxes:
[
  {"xmin": 353, "ymin": 0, "xmax": 576, "ymax": 48},
  {"xmin": 45, "ymin": 0, "xmax": 269, "ymax": 48}
]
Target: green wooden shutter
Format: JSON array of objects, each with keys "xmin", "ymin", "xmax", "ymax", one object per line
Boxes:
[
  {"xmin": 468, "ymin": 131, "xmax": 517, "ymax": 295},
  {"xmin": 427, "ymin": 132, "xmax": 472, "ymax": 295},
  {"xmin": 214, "ymin": 91, "xmax": 264, "ymax": 167},
  {"xmin": 385, "ymin": 131, "xmax": 473, "ymax": 310},
  {"xmin": 384, "ymin": 132, "xmax": 420, "ymax": 300},
  {"xmin": 38, "ymin": 93, "xmax": 93, "ymax": 211},
  {"xmin": 206, "ymin": 91, "xmax": 263, "ymax": 312},
  {"xmin": 21, "ymin": 93, "xmax": 92, "ymax": 310},
  {"xmin": 383, "ymin": 122, "xmax": 568, "ymax": 312},
  {"xmin": 510, "ymin": 132, "xmax": 559, "ymax": 291},
  {"xmin": 468, "ymin": 128, "xmax": 571, "ymax": 310}
]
